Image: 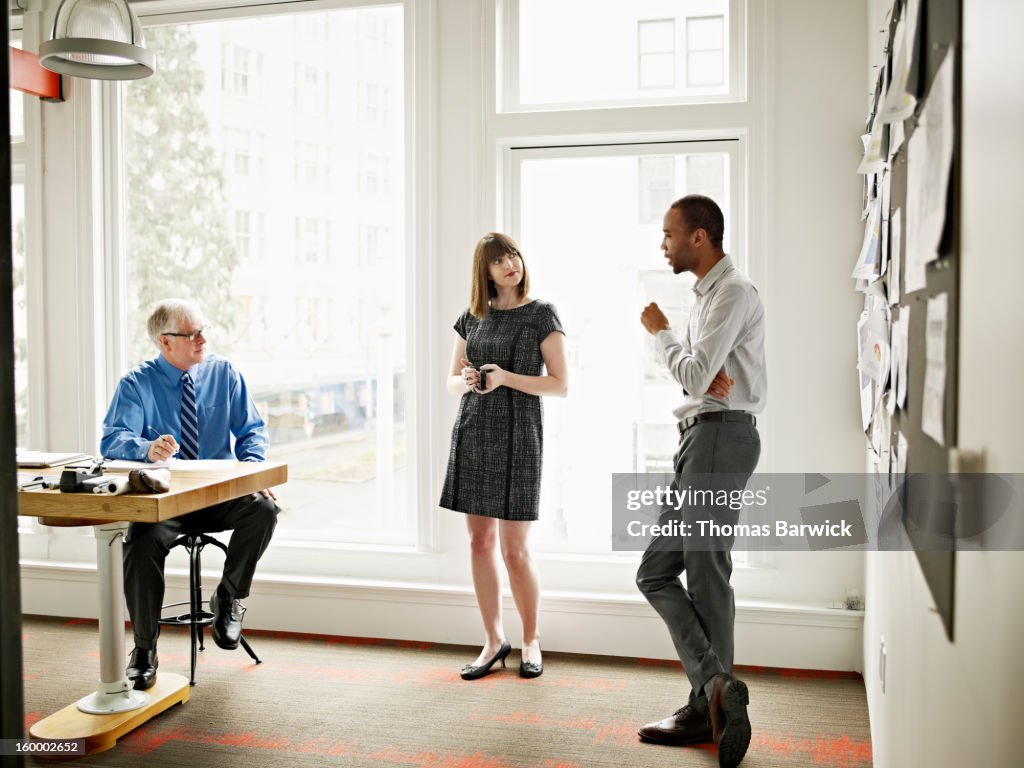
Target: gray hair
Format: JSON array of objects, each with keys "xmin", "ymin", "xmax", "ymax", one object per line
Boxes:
[{"xmin": 147, "ymin": 299, "xmax": 204, "ymax": 347}]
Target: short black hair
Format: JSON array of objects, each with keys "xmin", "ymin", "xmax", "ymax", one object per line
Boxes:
[{"xmin": 671, "ymin": 194, "xmax": 724, "ymax": 250}]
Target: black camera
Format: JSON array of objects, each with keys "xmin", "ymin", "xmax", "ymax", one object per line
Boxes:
[
  {"xmin": 59, "ymin": 467, "xmax": 104, "ymax": 493},
  {"xmin": 472, "ymin": 365, "xmax": 487, "ymax": 390}
]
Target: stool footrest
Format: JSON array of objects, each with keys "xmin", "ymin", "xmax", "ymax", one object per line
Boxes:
[
  {"xmin": 160, "ymin": 611, "xmax": 214, "ymax": 626},
  {"xmin": 157, "ymin": 533, "xmax": 260, "ymax": 685}
]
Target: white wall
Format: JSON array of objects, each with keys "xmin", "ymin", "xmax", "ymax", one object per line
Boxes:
[
  {"xmin": 755, "ymin": 0, "xmax": 868, "ymax": 623},
  {"xmin": 862, "ymin": 1, "xmax": 1024, "ymax": 765},
  {"xmin": 19, "ymin": 0, "xmax": 869, "ymax": 670}
]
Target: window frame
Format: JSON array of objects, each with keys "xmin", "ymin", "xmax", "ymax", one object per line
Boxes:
[
  {"xmin": 637, "ymin": 18, "xmax": 677, "ymax": 91},
  {"xmin": 17, "ymin": 0, "xmax": 777, "ymax": 597},
  {"xmin": 502, "ymin": 137, "xmax": 759, "ymax": 570},
  {"xmin": 685, "ymin": 14, "xmax": 727, "ymax": 88},
  {"xmin": 95, "ymin": 0, "xmax": 440, "ymax": 581},
  {"xmin": 484, "ymin": 0, "xmax": 775, "ymax": 588},
  {"xmin": 497, "ymin": 0, "xmax": 747, "ymax": 113},
  {"xmin": 10, "ymin": 30, "xmax": 54, "ymax": 559}
]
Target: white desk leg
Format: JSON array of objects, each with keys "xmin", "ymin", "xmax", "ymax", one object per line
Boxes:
[{"xmin": 77, "ymin": 521, "xmax": 151, "ymax": 714}]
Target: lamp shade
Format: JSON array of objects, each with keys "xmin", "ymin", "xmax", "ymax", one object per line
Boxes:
[{"xmin": 39, "ymin": 0, "xmax": 155, "ymax": 80}]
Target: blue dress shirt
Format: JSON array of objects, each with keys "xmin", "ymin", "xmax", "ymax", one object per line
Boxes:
[{"xmin": 100, "ymin": 354, "xmax": 270, "ymax": 462}]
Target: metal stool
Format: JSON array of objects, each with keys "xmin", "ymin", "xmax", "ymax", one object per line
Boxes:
[{"xmin": 159, "ymin": 533, "xmax": 261, "ymax": 685}]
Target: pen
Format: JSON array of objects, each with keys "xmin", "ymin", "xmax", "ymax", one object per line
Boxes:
[{"xmin": 145, "ymin": 426, "xmax": 179, "ymax": 459}]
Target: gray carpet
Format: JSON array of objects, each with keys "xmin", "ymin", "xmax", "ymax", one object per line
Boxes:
[{"xmin": 22, "ymin": 616, "xmax": 872, "ymax": 767}]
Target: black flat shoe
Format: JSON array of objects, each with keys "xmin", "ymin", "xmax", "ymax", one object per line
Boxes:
[
  {"xmin": 126, "ymin": 647, "xmax": 158, "ymax": 691},
  {"xmin": 519, "ymin": 643, "xmax": 543, "ymax": 679},
  {"xmin": 461, "ymin": 641, "xmax": 511, "ymax": 680}
]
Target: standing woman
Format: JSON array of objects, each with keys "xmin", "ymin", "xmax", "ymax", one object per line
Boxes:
[{"xmin": 441, "ymin": 232, "xmax": 568, "ymax": 680}]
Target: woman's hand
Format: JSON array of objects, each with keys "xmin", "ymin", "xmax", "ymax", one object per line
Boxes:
[
  {"xmin": 476, "ymin": 363, "xmax": 506, "ymax": 394},
  {"xmin": 459, "ymin": 357, "xmax": 481, "ymax": 390}
]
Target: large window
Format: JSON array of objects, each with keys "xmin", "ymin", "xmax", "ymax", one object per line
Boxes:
[
  {"xmin": 10, "ymin": 178, "xmax": 27, "ymax": 449},
  {"xmin": 508, "ymin": 141, "xmax": 740, "ymax": 554},
  {"xmin": 122, "ymin": 6, "xmax": 411, "ymax": 547},
  {"xmin": 502, "ymin": 0, "xmax": 742, "ymax": 111},
  {"xmin": 10, "ymin": 50, "xmax": 28, "ymax": 449}
]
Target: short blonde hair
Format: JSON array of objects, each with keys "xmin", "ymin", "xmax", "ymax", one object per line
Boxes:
[
  {"xmin": 147, "ymin": 299, "xmax": 204, "ymax": 347},
  {"xmin": 469, "ymin": 233, "xmax": 530, "ymax": 319}
]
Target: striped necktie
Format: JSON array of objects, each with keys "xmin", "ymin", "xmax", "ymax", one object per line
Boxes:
[{"xmin": 179, "ymin": 372, "xmax": 200, "ymax": 460}]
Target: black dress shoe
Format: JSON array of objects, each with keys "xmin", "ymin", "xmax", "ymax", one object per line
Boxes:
[
  {"xmin": 637, "ymin": 704, "xmax": 713, "ymax": 745},
  {"xmin": 519, "ymin": 642, "xmax": 543, "ymax": 679},
  {"xmin": 210, "ymin": 587, "xmax": 245, "ymax": 650},
  {"xmin": 708, "ymin": 673, "xmax": 751, "ymax": 768},
  {"xmin": 461, "ymin": 641, "xmax": 511, "ymax": 680},
  {"xmin": 126, "ymin": 647, "xmax": 158, "ymax": 691}
]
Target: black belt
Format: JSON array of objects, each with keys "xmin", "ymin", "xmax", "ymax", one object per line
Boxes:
[{"xmin": 678, "ymin": 411, "xmax": 756, "ymax": 435}]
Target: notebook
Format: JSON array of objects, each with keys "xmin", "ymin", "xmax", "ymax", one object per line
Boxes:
[{"xmin": 15, "ymin": 450, "xmax": 93, "ymax": 468}]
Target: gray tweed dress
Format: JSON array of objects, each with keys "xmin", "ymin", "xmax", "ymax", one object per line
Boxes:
[{"xmin": 440, "ymin": 299, "xmax": 564, "ymax": 521}]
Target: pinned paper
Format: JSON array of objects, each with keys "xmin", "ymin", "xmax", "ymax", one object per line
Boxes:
[
  {"xmin": 878, "ymin": 0, "xmax": 920, "ymax": 124},
  {"xmin": 852, "ymin": 201, "xmax": 883, "ymax": 281},
  {"xmin": 888, "ymin": 208, "xmax": 902, "ymax": 305},
  {"xmin": 905, "ymin": 47, "xmax": 956, "ymax": 287},
  {"xmin": 922, "ymin": 293, "xmax": 948, "ymax": 445}
]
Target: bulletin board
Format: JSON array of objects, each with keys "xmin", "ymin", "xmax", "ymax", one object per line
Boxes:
[{"xmin": 858, "ymin": 0, "xmax": 961, "ymax": 640}]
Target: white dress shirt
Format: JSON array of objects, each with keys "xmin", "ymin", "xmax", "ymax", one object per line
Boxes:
[{"xmin": 655, "ymin": 254, "xmax": 767, "ymax": 422}]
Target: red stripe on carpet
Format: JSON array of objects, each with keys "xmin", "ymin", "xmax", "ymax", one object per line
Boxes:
[
  {"xmin": 121, "ymin": 722, "xmax": 570, "ymax": 766},
  {"xmin": 750, "ymin": 731, "xmax": 873, "ymax": 766}
]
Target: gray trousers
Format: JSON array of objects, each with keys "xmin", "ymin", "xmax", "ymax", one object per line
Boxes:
[
  {"xmin": 124, "ymin": 494, "xmax": 279, "ymax": 650},
  {"xmin": 636, "ymin": 419, "xmax": 760, "ymax": 715}
]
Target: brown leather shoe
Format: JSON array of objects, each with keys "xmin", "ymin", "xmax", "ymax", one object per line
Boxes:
[
  {"xmin": 708, "ymin": 673, "xmax": 751, "ymax": 767},
  {"xmin": 637, "ymin": 704, "xmax": 713, "ymax": 745}
]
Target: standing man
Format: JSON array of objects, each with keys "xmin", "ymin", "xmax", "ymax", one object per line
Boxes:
[
  {"xmin": 636, "ymin": 195, "xmax": 766, "ymax": 768},
  {"xmin": 101, "ymin": 299, "xmax": 280, "ymax": 690}
]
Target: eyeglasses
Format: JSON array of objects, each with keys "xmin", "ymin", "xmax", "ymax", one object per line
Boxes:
[{"xmin": 161, "ymin": 326, "xmax": 209, "ymax": 342}]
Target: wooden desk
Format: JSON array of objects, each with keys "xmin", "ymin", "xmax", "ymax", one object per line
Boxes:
[{"xmin": 18, "ymin": 461, "xmax": 287, "ymax": 755}]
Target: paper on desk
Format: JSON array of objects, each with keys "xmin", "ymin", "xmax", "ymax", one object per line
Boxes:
[
  {"xmin": 16, "ymin": 450, "xmax": 92, "ymax": 468},
  {"xmin": 167, "ymin": 459, "xmax": 240, "ymax": 471},
  {"xmin": 922, "ymin": 293, "xmax": 948, "ymax": 445},
  {"xmin": 102, "ymin": 459, "xmax": 170, "ymax": 470}
]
